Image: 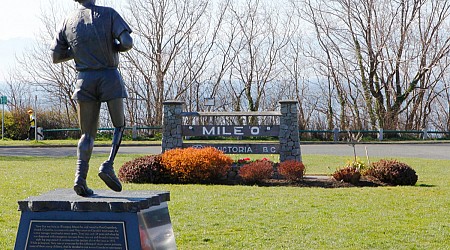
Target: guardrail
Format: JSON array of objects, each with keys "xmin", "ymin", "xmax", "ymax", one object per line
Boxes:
[
  {"xmin": 43, "ymin": 126, "xmax": 162, "ymax": 132},
  {"xmin": 43, "ymin": 126, "xmax": 162, "ymax": 139},
  {"xmin": 42, "ymin": 127, "xmax": 449, "ymax": 141},
  {"xmin": 300, "ymin": 128, "xmax": 447, "ymax": 141}
]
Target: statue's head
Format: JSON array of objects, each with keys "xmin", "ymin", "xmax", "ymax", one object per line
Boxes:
[{"xmin": 74, "ymin": 0, "xmax": 96, "ymax": 5}]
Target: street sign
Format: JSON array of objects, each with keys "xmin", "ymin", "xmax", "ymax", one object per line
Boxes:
[{"xmin": 0, "ymin": 96, "xmax": 6, "ymax": 104}]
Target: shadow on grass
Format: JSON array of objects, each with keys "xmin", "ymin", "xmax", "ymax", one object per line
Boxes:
[{"xmin": 418, "ymin": 183, "xmax": 435, "ymax": 187}]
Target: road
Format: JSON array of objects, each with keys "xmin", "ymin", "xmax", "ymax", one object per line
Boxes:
[
  {"xmin": 302, "ymin": 143, "xmax": 450, "ymax": 160},
  {"xmin": 0, "ymin": 145, "xmax": 161, "ymax": 157},
  {"xmin": 0, "ymin": 143, "xmax": 449, "ymax": 159}
]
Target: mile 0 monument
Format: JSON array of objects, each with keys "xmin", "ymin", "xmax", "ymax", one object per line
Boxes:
[{"xmin": 50, "ymin": 0, "xmax": 133, "ymax": 196}]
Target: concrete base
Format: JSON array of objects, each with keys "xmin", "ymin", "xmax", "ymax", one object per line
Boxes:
[{"xmin": 15, "ymin": 189, "xmax": 176, "ymax": 250}]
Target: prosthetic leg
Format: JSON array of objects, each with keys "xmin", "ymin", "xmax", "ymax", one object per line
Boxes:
[
  {"xmin": 98, "ymin": 98, "xmax": 125, "ymax": 192},
  {"xmin": 74, "ymin": 134, "xmax": 95, "ymax": 196},
  {"xmin": 98, "ymin": 126, "xmax": 124, "ymax": 192}
]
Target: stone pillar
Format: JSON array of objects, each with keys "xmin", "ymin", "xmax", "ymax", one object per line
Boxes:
[
  {"xmin": 279, "ymin": 100, "xmax": 302, "ymax": 162},
  {"xmin": 162, "ymin": 100, "xmax": 184, "ymax": 152}
]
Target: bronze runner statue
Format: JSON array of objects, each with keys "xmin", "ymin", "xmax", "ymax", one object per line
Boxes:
[{"xmin": 50, "ymin": 0, "xmax": 133, "ymax": 196}]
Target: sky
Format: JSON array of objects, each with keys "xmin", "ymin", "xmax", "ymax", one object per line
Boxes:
[
  {"xmin": 0, "ymin": 1, "xmax": 43, "ymax": 82},
  {"xmin": 0, "ymin": 1, "xmax": 44, "ymax": 40},
  {"xmin": 0, "ymin": 0, "xmax": 126, "ymax": 83}
]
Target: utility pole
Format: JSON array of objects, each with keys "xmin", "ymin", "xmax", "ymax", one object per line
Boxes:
[
  {"xmin": 34, "ymin": 95, "xmax": 38, "ymax": 141},
  {"xmin": 1, "ymin": 95, "xmax": 7, "ymax": 140}
]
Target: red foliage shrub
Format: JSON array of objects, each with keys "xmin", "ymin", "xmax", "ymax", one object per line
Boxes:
[
  {"xmin": 119, "ymin": 155, "xmax": 173, "ymax": 183},
  {"xmin": 160, "ymin": 147, "xmax": 233, "ymax": 183},
  {"xmin": 278, "ymin": 160, "xmax": 305, "ymax": 182},
  {"xmin": 238, "ymin": 159, "xmax": 274, "ymax": 184},
  {"xmin": 237, "ymin": 157, "xmax": 251, "ymax": 164},
  {"xmin": 365, "ymin": 159, "xmax": 418, "ymax": 186},
  {"xmin": 333, "ymin": 166, "xmax": 361, "ymax": 184}
]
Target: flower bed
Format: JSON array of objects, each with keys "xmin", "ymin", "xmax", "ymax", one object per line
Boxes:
[{"xmin": 119, "ymin": 148, "xmax": 418, "ymax": 187}]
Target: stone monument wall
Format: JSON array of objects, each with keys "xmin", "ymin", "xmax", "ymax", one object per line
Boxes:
[{"xmin": 162, "ymin": 100, "xmax": 301, "ymax": 162}]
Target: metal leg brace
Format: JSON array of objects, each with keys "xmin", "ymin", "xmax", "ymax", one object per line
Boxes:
[{"xmin": 98, "ymin": 127, "xmax": 124, "ymax": 192}]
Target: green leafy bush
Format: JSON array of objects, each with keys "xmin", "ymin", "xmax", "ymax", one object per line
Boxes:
[
  {"xmin": 3, "ymin": 110, "xmax": 28, "ymax": 140},
  {"xmin": 278, "ymin": 160, "xmax": 305, "ymax": 182},
  {"xmin": 160, "ymin": 147, "xmax": 233, "ymax": 184},
  {"xmin": 238, "ymin": 159, "xmax": 274, "ymax": 184},
  {"xmin": 118, "ymin": 155, "xmax": 173, "ymax": 183},
  {"xmin": 365, "ymin": 159, "xmax": 418, "ymax": 186}
]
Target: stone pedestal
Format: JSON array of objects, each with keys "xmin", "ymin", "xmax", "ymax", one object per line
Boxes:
[
  {"xmin": 279, "ymin": 100, "xmax": 302, "ymax": 162},
  {"xmin": 162, "ymin": 100, "xmax": 184, "ymax": 152},
  {"xmin": 15, "ymin": 189, "xmax": 176, "ymax": 250}
]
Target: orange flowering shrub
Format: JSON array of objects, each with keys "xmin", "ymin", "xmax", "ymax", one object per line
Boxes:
[
  {"xmin": 278, "ymin": 160, "xmax": 305, "ymax": 182},
  {"xmin": 160, "ymin": 147, "xmax": 233, "ymax": 183}
]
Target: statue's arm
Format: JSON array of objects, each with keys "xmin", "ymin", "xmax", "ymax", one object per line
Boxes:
[
  {"xmin": 50, "ymin": 25, "xmax": 73, "ymax": 64},
  {"xmin": 51, "ymin": 48, "xmax": 73, "ymax": 64},
  {"xmin": 50, "ymin": 20, "xmax": 74, "ymax": 63},
  {"xmin": 114, "ymin": 31, "xmax": 133, "ymax": 52}
]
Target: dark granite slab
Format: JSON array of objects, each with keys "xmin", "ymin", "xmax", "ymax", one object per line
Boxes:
[{"xmin": 18, "ymin": 189, "xmax": 170, "ymax": 213}]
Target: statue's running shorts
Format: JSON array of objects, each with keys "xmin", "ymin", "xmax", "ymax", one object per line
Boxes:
[{"xmin": 72, "ymin": 68, "xmax": 128, "ymax": 102}]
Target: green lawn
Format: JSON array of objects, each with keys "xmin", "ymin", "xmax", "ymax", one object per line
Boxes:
[{"xmin": 1, "ymin": 154, "xmax": 449, "ymax": 249}]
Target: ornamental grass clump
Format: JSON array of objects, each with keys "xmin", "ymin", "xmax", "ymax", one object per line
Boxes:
[
  {"xmin": 118, "ymin": 155, "xmax": 173, "ymax": 183},
  {"xmin": 278, "ymin": 160, "xmax": 305, "ymax": 182},
  {"xmin": 365, "ymin": 159, "xmax": 418, "ymax": 186},
  {"xmin": 160, "ymin": 147, "xmax": 233, "ymax": 184},
  {"xmin": 332, "ymin": 159, "xmax": 366, "ymax": 184},
  {"xmin": 238, "ymin": 159, "xmax": 274, "ymax": 185}
]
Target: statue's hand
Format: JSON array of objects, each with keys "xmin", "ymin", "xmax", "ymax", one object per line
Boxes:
[
  {"xmin": 113, "ymin": 39, "xmax": 126, "ymax": 52},
  {"xmin": 114, "ymin": 32, "xmax": 133, "ymax": 52}
]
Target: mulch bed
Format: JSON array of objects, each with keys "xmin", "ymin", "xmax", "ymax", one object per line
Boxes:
[{"xmin": 258, "ymin": 176, "xmax": 388, "ymax": 188}]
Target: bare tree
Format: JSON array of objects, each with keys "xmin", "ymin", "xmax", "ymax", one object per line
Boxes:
[
  {"xmin": 124, "ymin": 0, "xmax": 210, "ymax": 125},
  {"xmin": 5, "ymin": 0, "xmax": 450, "ymax": 136},
  {"xmin": 227, "ymin": 0, "xmax": 290, "ymax": 124},
  {"xmin": 2, "ymin": 73, "xmax": 33, "ymax": 112},
  {"xmin": 10, "ymin": 2, "xmax": 79, "ymax": 128},
  {"xmin": 279, "ymin": 32, "xmax": 322, "ymax": 130},
  {"xmin": 298, "ymin": 0, "xmax": 450, "ymax": 131}
]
